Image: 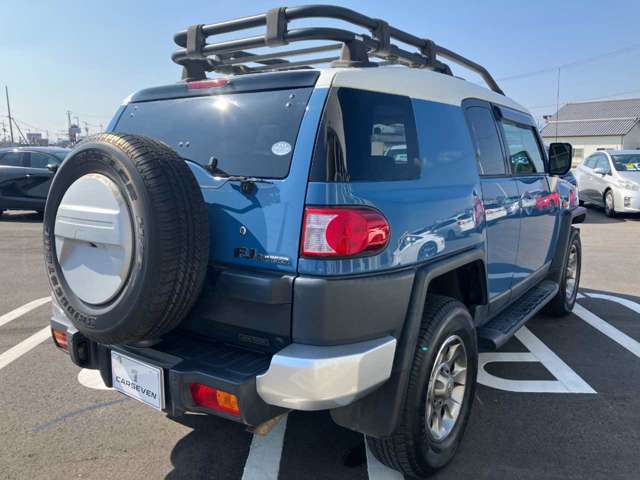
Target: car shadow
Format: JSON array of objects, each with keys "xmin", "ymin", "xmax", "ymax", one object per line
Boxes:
[
  {"xmin": 578, "ymin": 205, "xmax": 638, "ymax": 224},
  {"xmin": 165, "ymin": 413, "xmax": 252, "ymax": 480},
  {"xmin": 0, "ymin": 210, "xmax": 43, "ymax": 223}
]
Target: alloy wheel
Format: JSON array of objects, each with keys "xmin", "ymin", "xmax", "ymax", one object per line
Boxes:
[{"xmin": 425, "ymin": 335, "xmax": 468, "ymax": 441}]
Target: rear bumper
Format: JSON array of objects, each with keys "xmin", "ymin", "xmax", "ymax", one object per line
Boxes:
[
  {"xmin": 256, "ymin": 336, "xmax": 396, "ymax": 410},
  {"xmin": 52, "ymin": 302, "xmax": 396, "ymax": 422}
]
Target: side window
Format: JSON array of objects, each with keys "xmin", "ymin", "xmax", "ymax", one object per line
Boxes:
[
  {"xmin": 595, "ymin": 156, "xmax": 611, "ymax": 173},
  {"xmin": 500, "ymin": 120, "xmax": 545, "ymax": 174},
  {"xmin": 465, "ymin": 107, "xmax": 506, "ymax": 175},
  {"xmin": 310, "ymin": 88, "xmax": 420, "ymax": 182},
  {"xmin": 583, "ymin": 155, "xmax": 597, "ymax": 168},
  {"xmin": 29, "ymin": 152, "xmax": 57, "ymax": 169},
  {"xmin": 0, "ymin": 152, "xmax": 27, "ymax": 167}
]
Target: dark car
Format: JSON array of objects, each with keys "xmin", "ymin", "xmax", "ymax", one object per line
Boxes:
[{"xmin": 0, "ymin": 146, "xmax": 70, "ymax": 215}]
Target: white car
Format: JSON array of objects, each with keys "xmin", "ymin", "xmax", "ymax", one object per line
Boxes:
[{"xmin": 574, "ymin": 150, "xmax": 640, "ymax": 217}]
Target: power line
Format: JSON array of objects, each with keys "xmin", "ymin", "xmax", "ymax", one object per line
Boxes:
[
  {"xmin": 525, "ymin": 87, "xmax": 640, "ymax": 111},
  {"xmin": 498, "ymin": 43, "xmax": 640, "ymax": 82}
]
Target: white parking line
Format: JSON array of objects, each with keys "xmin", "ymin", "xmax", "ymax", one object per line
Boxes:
[
  {"xmin": 584, "ymin": 293, "xmax": 640, "ymax": 315},
  {"xmin": 241, "ymin": 414, "xmax": 288, "ymax": 480},
  {"xmin": 365, "ymin": 437, "xmax": 404, "ymax": 479},
  {"xmin": 0, "ymin": 297, "xmax": 50, "ymax": 328},
  {"xmin": 0, "ymin": 327, "xmax": 51, "ymax": 372},
  {"xmin": 573, "ymin": 303, "xmax": 640, "ymax": 359},
  {"xmin": 478, "ymin": 326, "xmax": 596, "ymax": 394}
]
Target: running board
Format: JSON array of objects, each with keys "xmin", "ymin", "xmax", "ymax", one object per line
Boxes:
[{"xmin": 478, "ymin": 280, "xmax": 559, "ymax": 350}]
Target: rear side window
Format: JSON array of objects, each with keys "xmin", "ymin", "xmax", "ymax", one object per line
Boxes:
[
  {"xmin": 0, "ymin": 152, "xmax": 26, "ymax": 167},
  {"xmin": 465, "ymin": 107, "xmax": 506, "ymax": 175},
  {"xmin": 115, "ymin": 87, "xmax": 313, "ymax": 179},
  {"xmin": 500, "ymin": 120, "xmax": 545, "ymax": 174},
  {"xmin": 30, "ymin": 152, "xmax": 57, "ymax": 169},
  {"xmin": 583, "ymin": 155, "xmax": 598, "ymax": 168},
  {"xmin": 310, "ymin": 88, "xmax": 420, "ymax": 182}
]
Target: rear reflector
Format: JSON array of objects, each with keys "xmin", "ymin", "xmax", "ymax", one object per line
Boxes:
[
  {"xmin": 301, "ymin": 207, "xmax": 390, "ymax": 258},
  {"xmin": 189, "ymin": 383, "xmax": 240, "ymax": 416},
  {"xmin": 51, "ymin": 328, "xmax": 68, "ymax": 352},
  {"xmin": 186, "ymin": 78, "xmax": 229, "ymax": 90}
]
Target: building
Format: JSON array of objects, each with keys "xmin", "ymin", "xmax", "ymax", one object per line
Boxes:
[{"xmin": 541, "ymin": 98, "xmax": 640, "ymax": 166}]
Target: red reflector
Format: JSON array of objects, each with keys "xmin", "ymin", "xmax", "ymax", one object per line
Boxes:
[
  {"xmin": 51, "ymin": 328, "xmax": 68, "ymax": 352},
  {"xmin": 187, "ymin": 78, "xmax": 229, "ymax": 90},
  {"xmin": 189, "ymin": 383, "xmax": 240, "ymax": 416},
  {"xmin": 301, "ymin": 207, "xmax": 390, "ymax": 258}
]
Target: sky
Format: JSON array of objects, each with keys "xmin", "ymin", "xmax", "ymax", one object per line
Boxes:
[{"xmin": 2, "ymin": 0, "xmax": 640, "ymax": 141}]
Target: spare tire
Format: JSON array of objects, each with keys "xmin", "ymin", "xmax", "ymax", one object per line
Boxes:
[{"xmin": 44, "ymin": 133, "xmax": 209, "ymax": 345}]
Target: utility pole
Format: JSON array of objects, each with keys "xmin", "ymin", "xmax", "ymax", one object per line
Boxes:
[
  {"xmin": 5, "ymin": 86, "xmax": 15, "ymax": 145},
  {"xmin": 84, "ymin": 121, "xmax": 89, "ymax": 136},
  {"xmin": 66, "ymin": 110, "xmax": 72, "ymax": 130}
]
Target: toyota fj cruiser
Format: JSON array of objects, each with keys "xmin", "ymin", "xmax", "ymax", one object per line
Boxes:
[{"xmin": 46, "ymin": 6, "xmax": 586, "ymax": 478}]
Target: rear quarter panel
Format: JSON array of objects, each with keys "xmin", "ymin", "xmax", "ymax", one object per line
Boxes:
[{"xmin": 300, "ymin": 99, "xmax": 483, "ymax": 276}]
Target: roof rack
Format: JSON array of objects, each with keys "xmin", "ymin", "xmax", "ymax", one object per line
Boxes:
[{"xmin": 172, "ymin": 5, "xmax": 504, "ymax": 95}]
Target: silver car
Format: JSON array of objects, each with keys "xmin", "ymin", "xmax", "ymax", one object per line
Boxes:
[{"xmin": 575, "ymin": 150, "xmax": 640, "ymax": 217}]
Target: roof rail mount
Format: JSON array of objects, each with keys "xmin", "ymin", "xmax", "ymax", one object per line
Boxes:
[{"xmin": 172, "ymin": 5, "xmax": 504, "ymax": 95}]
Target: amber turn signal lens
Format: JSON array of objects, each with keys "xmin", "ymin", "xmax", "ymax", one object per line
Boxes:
[
  {"xmin": 51, "ymin": 328, "xmax": 68, "ymax": 352},
  {"xmin": 189, "ymin": 383, "xmax": 240, "ymax": 416}
]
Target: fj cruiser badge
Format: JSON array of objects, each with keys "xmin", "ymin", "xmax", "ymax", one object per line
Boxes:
[{"xmin": 234, "ymin": 247, "xmax": 291, "ymax": 265}]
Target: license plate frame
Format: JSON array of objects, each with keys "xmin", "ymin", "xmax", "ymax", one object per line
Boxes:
[{"xmin": 111, "ymin": 351, "xmax": 165, "ymax": 411}]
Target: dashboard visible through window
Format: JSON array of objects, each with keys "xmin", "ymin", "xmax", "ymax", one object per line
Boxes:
[{"xmin": 500, "ymin": 120, "xmax": 545, "ymax": 174}]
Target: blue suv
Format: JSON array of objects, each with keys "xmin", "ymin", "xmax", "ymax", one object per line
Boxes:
[{"xmin": 46, "ymin": 6, "xmax": 585, "ymax": 478}]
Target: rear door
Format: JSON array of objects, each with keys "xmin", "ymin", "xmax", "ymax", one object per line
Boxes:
[
  {"xmin": 497, "ymin": 108, "xmax": 556, "ymax": 288},
  {"xmin": 592, "ymin": 154, "xmax": 613, "ymax": 202},
  {"xmin": 21, "ymin": 152, "xmax": 57, "ymax": 203},
  {"xmin": 463, "ymin": 100, "xmax": 521, "ymax": 312},
  {"xmin": 576, "ymin": 155, "xmax": 597, "ymax": 202},
  {"xmin": 113, "ymin": 73, "xmax": 324, "ymax": 274},
  {"xmin": 0, "ymin": 151, "xmax": 30, "ymax": 208}
]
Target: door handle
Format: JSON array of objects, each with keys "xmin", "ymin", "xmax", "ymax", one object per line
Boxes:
[{"xmin": 25, "ymin": 174, "xmax": 32, "ymax": 178}]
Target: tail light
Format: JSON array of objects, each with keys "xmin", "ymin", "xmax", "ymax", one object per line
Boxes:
[
  {"xmin": 189, "ymin": 383, "xmax": 240, "ymax": 416},
  {"xmin": 186, "ymin": 78, "xmax": 229, "ymax": 90},
  {"xmin": 301, "ymin": 207, "xmax": 390, "ymax": 258},
  {"xmin": 51, "ymin": 328, "xmax": 68, "ymax": 352},
  {"xmin": 569, "ymin": 189, "xmax": 576, "ymax": 208}
]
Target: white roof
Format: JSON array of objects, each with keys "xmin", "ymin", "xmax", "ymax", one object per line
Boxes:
[{"xmin": 316, "ymin": 66, "xmax": 527, "ymax": 113}]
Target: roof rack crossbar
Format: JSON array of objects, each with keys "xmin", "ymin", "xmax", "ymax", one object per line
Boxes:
[{"xmin": 172, "ymin": 5, "xmax": 504, "ymax": 95}]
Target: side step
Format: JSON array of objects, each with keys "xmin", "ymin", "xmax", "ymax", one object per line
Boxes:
[{"xmin": 478, "ymin": 280, "xmax": 559, "ymax": 350}]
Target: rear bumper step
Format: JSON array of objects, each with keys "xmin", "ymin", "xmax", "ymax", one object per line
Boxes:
[{"xmin": 52, "ymin": 303, "xmax": 396, "ymax": 423}]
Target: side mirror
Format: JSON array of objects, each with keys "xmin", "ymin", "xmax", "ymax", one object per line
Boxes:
[
  {"xmin": 548, "ymin": 142, "xmax": 572, "ymax": 176},
  {"xmin": 47, "ymin": 163, "xmax": 59, "ymax": 173},
  {"xmin": 593, "ymin": 167, "xmax": 607, "ymax": 176}
]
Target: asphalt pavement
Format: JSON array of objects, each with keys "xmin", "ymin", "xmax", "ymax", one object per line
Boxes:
[{"xmin": 1, "ymin": 207, "xmax": 639, "ymax": 480}]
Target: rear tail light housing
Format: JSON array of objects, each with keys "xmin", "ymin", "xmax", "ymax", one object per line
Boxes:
[
  {"xmin": 51, "ymin": 328, "xmax": 68, "ymax": 352},
  {"xmin": 301, "ymin": 207, "xmax": 390, "ymax": 258},
  {"xmin": 189, "ymin": 383, "xmax": 240, "ymax": 417}
]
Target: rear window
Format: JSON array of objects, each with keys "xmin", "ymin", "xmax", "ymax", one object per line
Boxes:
[
  {"xmin": 114, "ymin": 87, "xmax": 313, "ymax": 179},
  {"xmin": 310, "ymin": 88, "xmax": 420, "ymax": 182}
]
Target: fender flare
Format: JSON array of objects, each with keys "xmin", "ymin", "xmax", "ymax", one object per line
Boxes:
[{"xmin": 330, "ymin": 248, "xmax": 486, "ymax": 437}]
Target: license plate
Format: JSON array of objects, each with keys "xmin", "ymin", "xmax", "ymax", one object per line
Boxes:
[{"xmin": 111, "ymin": 351, "xmax": 164, "ymax": 410}]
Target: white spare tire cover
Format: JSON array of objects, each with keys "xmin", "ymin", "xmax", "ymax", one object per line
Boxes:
[
  {"xmin": 43, "ymin": 133, "xmax": 209, "ymax": 345},
  {"xmin": 54, "ymin": 174, "xmax": 133, "ymax": 305}
]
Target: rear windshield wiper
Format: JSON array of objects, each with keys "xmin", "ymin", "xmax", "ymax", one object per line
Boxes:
[{"xmin": 205, "ymin": 157, "xmax": 271, "ymax": 195}]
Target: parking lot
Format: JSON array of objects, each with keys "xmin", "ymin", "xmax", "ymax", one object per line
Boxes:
[{"xmin": 1, "ymin": 207, "xmax": 639, "ymax": 480}]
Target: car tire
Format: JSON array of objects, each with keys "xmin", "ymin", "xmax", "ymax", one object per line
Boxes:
[
  {"xmin": 543, "ymin": 228, "xmax": 581, "ymax": 317},
  {"xmin": 44, "ymin": 133, "xmax": 209, "ymax": 345},
  {"xmin": 604, "ymin": 190, "xmax": 616, "ymax": 217},
  {"xmin": 367, "ymin": 295, "xmax": 477, "ymax": 478}
]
